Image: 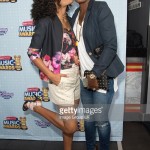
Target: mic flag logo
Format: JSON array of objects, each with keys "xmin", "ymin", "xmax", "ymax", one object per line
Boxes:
[
  {"xmin": 34, "ymin": 120, "xmax": 51, "ymax": 128},
  {"xmin": 0, "ymin": 91, "xmax": 14, "ymax": 99},
  {"xmin": 0, "ymin": 56, "xmax": 22, "ymax": 71},
  {"xmin": 24, "ymin": 87, "xmax": 50, "ymax": 102},
  {"xmin": 0, "ymin": 0, "xmax": 17, "ymax": 2},
  {"xmin": 0, "ymin": 28, "xmax": 8, "ymax": 36},
  {"xmin": 19, "ymin": 20, "xmax": 35, "ymax": 37},
  {"xmin": 3, "ymin": 116, "xmax": 28, "ymax": 130}
]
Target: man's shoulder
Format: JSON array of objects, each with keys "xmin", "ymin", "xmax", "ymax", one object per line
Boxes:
[{"xmin": 93, "ymin": 1, "xmax": 109, "ymax": 10}]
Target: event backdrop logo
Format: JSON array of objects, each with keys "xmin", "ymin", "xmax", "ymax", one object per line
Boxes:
[
  {"xmin": 0, "ymin": 56, "xmax": 22, "ymax": 71},
  {"xmin": 24, "ymin": 87, "xmax": 50, "ymax": 102},
  {"xmin": 0, "ymin": 0, "xmax": 17, "ymax": 2},
  {"xmin": 0, "ymin": 28, "xmax": 8, "ymax": 36},
  {"xmin": 0, "ymin": 91, "xmax": 14, "ymax": 99},
  {"xmin": 3, "ymin": 116, "xmax": 28, "ymax": 130},
  {"xmin": 19, "ymin": 20, "xmax": 35, "ymax": 37},
  {"xmin": 34, "ymin": 120, "xmax": 51, "ymax": 128}
]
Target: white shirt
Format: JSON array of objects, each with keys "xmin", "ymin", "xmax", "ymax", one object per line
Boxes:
[{"xmin": 73, "ymin": 13, "xmax": 118, "ymax": 93}]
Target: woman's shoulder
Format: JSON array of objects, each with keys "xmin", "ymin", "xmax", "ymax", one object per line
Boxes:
[{"xmin": 36, "ymin": 16, "xmax": 53, "ymax": 26}]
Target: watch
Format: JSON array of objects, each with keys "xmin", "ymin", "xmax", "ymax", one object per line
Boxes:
[{"xmin": 89, "ymin": 72, "xmax": 96, "ymax": 79}]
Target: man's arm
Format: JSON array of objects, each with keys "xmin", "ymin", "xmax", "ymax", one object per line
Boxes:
[{"xmin": 92, "ymin": 2, "xmax": 117, "ymax": 77}]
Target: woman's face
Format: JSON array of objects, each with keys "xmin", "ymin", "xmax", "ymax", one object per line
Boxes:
[{"xmin": 60, "ymin": 0, "xmax": 73, "ymax": 6}]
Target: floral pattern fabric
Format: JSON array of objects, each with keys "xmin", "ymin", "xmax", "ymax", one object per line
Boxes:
[{"xmin": 28, "ymin": 29, "xmax": 78, "ymax": 82}]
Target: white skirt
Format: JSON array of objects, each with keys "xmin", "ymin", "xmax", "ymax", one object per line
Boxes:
[{"xmin": 48, "ymin": 64, "xmax": 80, "ymax": 106}]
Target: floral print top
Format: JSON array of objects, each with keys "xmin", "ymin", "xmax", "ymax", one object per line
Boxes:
[
  {"xmin": 61, "ymin": 28, "xmax": 78, "ymax": 69},
  {"xmin": 28, "ymin": 28, "xmax": 78, "ymax": 82}
]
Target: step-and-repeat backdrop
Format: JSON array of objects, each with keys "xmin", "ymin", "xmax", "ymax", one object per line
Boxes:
[{"xmin": 0, "ymin": 0, "xmax": 126, "ymax": 141}]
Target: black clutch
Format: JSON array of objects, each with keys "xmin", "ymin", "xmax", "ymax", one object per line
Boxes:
[{"xmin": 84, "ymin": 70, "xmax": 109, "ymax": 91}]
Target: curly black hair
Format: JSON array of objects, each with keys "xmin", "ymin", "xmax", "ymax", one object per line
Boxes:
[{"xmin": 31, "ymin": 0, "xmax": 61, "ymax": 23}]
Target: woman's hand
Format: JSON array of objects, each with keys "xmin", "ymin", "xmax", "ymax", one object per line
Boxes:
[
  {"xmin": 50, "ymin": 73, "xmax": 67, "ymax": 86},
  {"xmin": 31, "ymin": 58, "xmax": 67, "ymax": 85}
]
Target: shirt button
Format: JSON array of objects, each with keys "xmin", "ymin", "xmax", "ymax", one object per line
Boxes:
[{"xmin": 89, "ymin": 52, "xmax": 92, "ymax": 56}]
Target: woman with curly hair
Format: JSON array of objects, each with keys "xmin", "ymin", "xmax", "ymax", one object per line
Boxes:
[{"xmin": 23, "ymin": 0, "xmax": 80, "ymax": 149}]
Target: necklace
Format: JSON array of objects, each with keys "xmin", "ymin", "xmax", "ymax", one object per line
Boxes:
[
  {"xmin": 76, "ymin": 17, "xmax": 84, "ymax": 42},
  {"xmin": 76, "ymin": 12, "xmax": 85, "ymax": 42},
  {"xmin": 57, "ymin": 13, "xmax": 71, "ymax": 31},
  {"xmin": 76, "ymin": 21, "xmax": 82, "ymax": 42},
  {"xmin": 58, "ymin": 13, "xmax": 67, "ymax": 22}
]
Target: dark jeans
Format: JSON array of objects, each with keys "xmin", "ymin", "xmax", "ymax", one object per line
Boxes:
[{"xmin": 81, "ymin": 79, "xmax": 114, "ymax": 150}]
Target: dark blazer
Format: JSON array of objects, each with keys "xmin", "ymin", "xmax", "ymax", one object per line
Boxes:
[
  {"xmin": 27, "ymin": 15, "xmax": 78, "ymax": 81},
  {"xmin": 71, "ymin": 0, "xmax": 124, "ymax": 78},
  {"xmin": 29, "ymin": 16, "xmax": 64, "ymax": 59}
]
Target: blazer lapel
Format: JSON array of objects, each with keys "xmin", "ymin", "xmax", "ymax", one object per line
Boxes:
[
  {"xmin": 71, "ymin": 8, "xmax": 80, "ymax": 27},
  {"xmin": 83, "ymin": 0, "xmax": 95, "ymax": 43}
]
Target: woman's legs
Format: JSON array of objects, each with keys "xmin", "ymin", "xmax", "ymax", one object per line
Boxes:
[
  {"xmin": 63, "ymin": 132, "xmax": 73, "ymax": 150},
  {"xmin": 93, "ymin": 79, "xmax": 114, "ymax": 150},
  {"xmin": 80, "ymin": 79, "xmax": 114, "ymax": 150},
  {"xmin": 33, "ymin": 104, "xmax": 78, "ymax": 134},
  {"xmin": 32, "ymin": 99, "xmax": 79, "ymax": 150},
  {"xmin": 62, "ymin": 99, "xmax": 80, "ymax": 150},
  {"xmin": 62, "ymin": 116, "xmax": 77, "ymax": 150},
  {"xmin": 80, "ymin": 82, "xmax": 96, "ymax": 150}
]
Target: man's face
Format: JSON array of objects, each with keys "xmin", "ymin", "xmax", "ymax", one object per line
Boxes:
[
  {"xmin": 60, "ymin": 0, "xmax": 74, "ymax": 6},
  {"xmin": 75, "ymin": 0, "xmax": 90, "ymax": 4}
]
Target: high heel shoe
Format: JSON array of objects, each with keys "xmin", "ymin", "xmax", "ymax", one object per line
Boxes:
[
  {"xmin": 22, "ymin": 94, "xmax": 42, "ymax": 111},
  {"xmin": 77, "ymin": 120, "xmax": 85, "ymax": 132}
]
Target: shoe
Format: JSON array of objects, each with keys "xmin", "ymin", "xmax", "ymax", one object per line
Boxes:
[
  {"xmin": 22, "ymin": 94, "xmax": 42, "ymax": 111},
  {"xmin": 95, "ymin": 144, "xmax": 98, "ymax": 150},
  {"xmin": 77, "ymin": 121, "xmax": 85, "ymax": 132}
]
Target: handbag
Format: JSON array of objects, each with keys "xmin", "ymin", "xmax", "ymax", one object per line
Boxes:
[{"xmin": 83, "ymin": 70, "xmax": 109, "ymax": 91}]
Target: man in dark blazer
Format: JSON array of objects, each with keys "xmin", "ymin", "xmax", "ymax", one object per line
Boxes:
[{"xmin": 71, "ymin": 0, "xmax": 124, "ymax": 150}]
